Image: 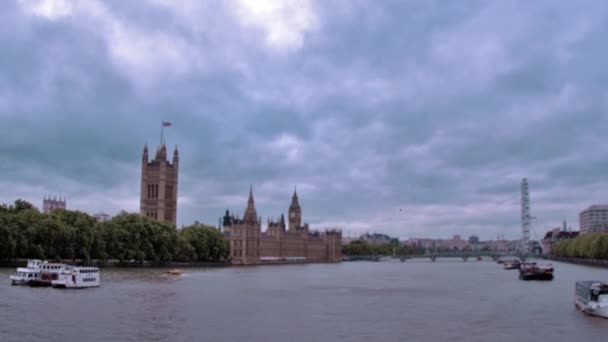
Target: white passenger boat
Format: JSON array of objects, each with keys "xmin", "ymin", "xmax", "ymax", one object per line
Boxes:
[
  {"xmin": 9, "ymin": 259, "xmax": 44, "ymax": 285},
  {"xmin": 51, "ymin": 266, "xmax": 100, "ymax": 289},
  {"xmin": 30, "ymin": 262, "xmax": 67, "ymax": 287},
  {"xmin": 575, "ymin": 281, "xmax": 608, "ymax": 318}
]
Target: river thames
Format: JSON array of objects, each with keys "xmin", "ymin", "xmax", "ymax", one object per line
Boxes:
[{"xmin": 0, "ymin": 260, "xmax": 606, "ymax": 342}]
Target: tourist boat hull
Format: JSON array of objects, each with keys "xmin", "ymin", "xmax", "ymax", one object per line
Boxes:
[
  {"xmin": 576, "ymin": 298, "xmax": 608, "ymax": 319},
  {"xmin": 28, "ymin": 279, "xmax": 52, "ymax": 287},
  {"xmin": 520, "ymin": 272, "xmax": 553, "ymax": 281},
  {"xmin": 9, "ymin": 275, "xmax": 30, "ymax": 286}
]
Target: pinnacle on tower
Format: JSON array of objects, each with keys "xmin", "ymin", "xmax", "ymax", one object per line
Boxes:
[
  {"xmin": 291, "ymin": 186, "xmax": 299, "ymax": 206},
  {"xmin": 143, "ymin": 143, "xmax": 149, "ymax": 162},
  {"xmin": 243, "ymin": 185, "xmax": 258, "ymax": 225},
  {"xmin": 173, "ymin": 145, "xmax": 179, "ymax": 163},
  {"xmin": 156, "ymin": 144, "xmax": 167, "ymax": 161},
  {"xmin": 248, "ymin": 185, "xmax": 254, "ymax": 205}
]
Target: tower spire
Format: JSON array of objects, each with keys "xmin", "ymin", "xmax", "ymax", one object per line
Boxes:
[
  {"xmin": 244, "ymin": 185, "xmax": 258, "ymax": 225},
  {"xmin": 248, "ymin": 185, "xmax": 254, "ymax": 204},
  {"xmin": 291, "ymin": 185, "xmax": 299, "ymax": 206},
  {"xmin": 173, "ymin": 145, "xmax": 179, "ymax": 164},
  {"xmin": 143, "ymin": 143, "xmax": 149, "ymax": 163}
]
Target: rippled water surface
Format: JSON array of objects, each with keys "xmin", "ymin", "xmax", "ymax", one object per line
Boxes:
[{"xmin": 1, "ymin": 260, "xmax": 607, "ymax": 342}]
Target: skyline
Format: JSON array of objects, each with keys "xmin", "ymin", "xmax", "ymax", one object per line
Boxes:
[{"xmin": 2, "ymin": 1, "xmax": 608, "ymax": 239}]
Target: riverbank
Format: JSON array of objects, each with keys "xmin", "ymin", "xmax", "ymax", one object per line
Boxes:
[{"xmin": 548, "ymin": 256, "xmax": 608, "ymax": 268}]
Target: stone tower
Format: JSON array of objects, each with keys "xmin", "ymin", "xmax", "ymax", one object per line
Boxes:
[
  {"xmin": 222, "ymin": 186, "xmax": 261, "ymax": 264},
  {"xmin": 288, "ymin": 187, "xmax": 302, "ymax": 232},
  {"xmin": 43, "ymin": 195, "xmax": 66, "ymax": 213},
  {"xmin": 140, "ymin": 143, "xmax": 179, "ymax": 226}
]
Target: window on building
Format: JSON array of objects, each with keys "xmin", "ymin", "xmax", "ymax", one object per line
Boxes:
[{"xmin": 166, "ymin": 185, "xmax": 173, "ymax": 200}]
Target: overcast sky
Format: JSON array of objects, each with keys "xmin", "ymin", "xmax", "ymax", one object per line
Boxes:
[{"xmin": 1, "ymin": 0, "xmax": 607, "ymax": 240}]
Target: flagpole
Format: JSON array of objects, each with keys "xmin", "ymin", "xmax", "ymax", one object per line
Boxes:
[{"xmin": 160, "ymin": 121, "xmax": 164, "ymax": 146}]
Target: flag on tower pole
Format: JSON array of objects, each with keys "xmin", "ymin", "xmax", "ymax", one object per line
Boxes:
[{"xmin": 161, "ymin": 121, "xmax": 172, "ymax": 145}]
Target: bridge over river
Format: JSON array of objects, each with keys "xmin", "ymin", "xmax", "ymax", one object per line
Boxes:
[{"xmin": 344, "ymin": 251, "xmax": 527, "ymax": 262}]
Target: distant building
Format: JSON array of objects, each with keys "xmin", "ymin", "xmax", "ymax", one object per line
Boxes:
[
  {"xmin": 579, "ymin": 205, "xmax": 608, "ymax": 233},
  {"xmin": 359, "ymin": 233, "xmax": 393, "ymax": 245},
  {"xmin": 408, "ymin": 235, "xmax": 468, "ymax": 251},
  {"xmin": 223, "ymin": 187, "xmax": 342, "ymax": 265},
  {"xmin": 542, "ymin": 220, "xmax": 579, "ymax": 254},
  {"xmin": 43, "ymin": 196, "xmax": 66, "ymax": 214},
  {"xmin": 93, "ymin": 212, "xmax": 111, "ymax": 222},
  {"xmin": 140, "ymin": 143, "xmax": 179, "ymax": 226}
]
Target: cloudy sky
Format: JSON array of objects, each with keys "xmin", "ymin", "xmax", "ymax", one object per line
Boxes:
[{"xmin": 1, "ymin": 0, "xmax": 607, "ymax": 240}]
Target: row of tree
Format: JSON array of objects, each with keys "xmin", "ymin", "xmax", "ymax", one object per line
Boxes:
[
  {"xmin": 342, "ymin": 240, "xmax": 423, "ymax": 256},
  {"xmin": 551, "ymin": 233, "xmax": 608, "ymax": 259},
  {"xmin": 0, "ymin": 200, "xmax": 229, "ymax": 264}
]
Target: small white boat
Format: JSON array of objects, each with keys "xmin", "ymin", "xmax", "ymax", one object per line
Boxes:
[
  {"xmin": 51, "ymin": 266, "xmax": 100, "ymax": 289},
  {"xmin": 575, "ymin": 281, "xmax": 608, "ymax": 318},
  {"xmin": 9, "ymin": 259, "xmax": 44, "ymax": 285}
]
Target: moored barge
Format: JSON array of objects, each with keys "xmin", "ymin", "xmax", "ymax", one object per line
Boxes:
[{"xmin": 519, "ymin": 262, "xmax": 553, "ymax": 280}]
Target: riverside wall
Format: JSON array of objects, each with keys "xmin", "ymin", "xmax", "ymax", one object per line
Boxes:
[{"xmin": 548, "ymin": 256, "xmax": 608, "ymax": 268}]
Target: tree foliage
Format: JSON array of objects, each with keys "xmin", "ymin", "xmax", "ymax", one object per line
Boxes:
[
  {"xmin": 0, "ymin": 199, "xmax": 229, "ymax": 264},
  {"xmin": 552, "ymin": 233, "xmax": 608, "ymax": 259}
]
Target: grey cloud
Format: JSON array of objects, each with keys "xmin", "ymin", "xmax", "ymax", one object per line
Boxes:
[{"xmin": 1, "ymin": 0, "xmax": 607, "ymax": 239}]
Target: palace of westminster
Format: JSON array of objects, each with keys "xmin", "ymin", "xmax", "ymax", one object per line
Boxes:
[{"xmin": 139, "ymin": 142, "xmax": 342, "ymax": 264}]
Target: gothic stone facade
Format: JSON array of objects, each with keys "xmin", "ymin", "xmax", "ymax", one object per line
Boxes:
[
  {"xmin": 223, "ymin": 187, "xmax": 342, "ymax": 265},
  {"xmin": 43, "ymin": 195, "xmax": 66, "ymax": 214},
  {"xmin": 140, "ymin": 143, "xmax": 179, "ymax": 226}
]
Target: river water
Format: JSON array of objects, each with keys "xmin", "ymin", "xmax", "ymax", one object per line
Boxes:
[{"xmin": 0, "ymin": 259, "xmax": 606, "ymax": 342}]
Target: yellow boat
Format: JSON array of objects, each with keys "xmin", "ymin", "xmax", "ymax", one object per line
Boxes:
[{"xmin": 166, "ymin": 269, "xmax": 182, "ymax": 276}]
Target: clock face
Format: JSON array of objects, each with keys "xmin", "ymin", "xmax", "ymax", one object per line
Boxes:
[{"xmin": 290, "ymin": 212, "xmax": 295, "ymax": 218}]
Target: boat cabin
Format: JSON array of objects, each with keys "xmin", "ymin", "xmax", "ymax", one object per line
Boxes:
[{"xmin": 576, "ymin": 281, "xmax": 608, "ymax": 304}]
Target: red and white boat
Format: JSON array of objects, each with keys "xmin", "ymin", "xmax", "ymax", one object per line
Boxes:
[
  {"xmin": 519, "ymin": 261, "xmax": 553, "ymax": 280},
  {"xmin": 30, "ymin": 262, "xmax": 67, "ymax": 287}
]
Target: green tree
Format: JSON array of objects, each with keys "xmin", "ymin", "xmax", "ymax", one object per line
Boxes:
[
  {"xmin": 589, "ymin": 234, "xmax": 608, "ymax": 259},
  {"xmin": 0, "ymin": 224, "xmax": 16, "ymax": 260},
  {"xmin": 180, "ymin": 224, "xmax": 229, "ymax": 261}
]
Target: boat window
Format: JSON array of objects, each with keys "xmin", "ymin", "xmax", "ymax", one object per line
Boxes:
[{"xmin": 599, "ymin": 294, "xmax": 608, "ymax": 303}]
